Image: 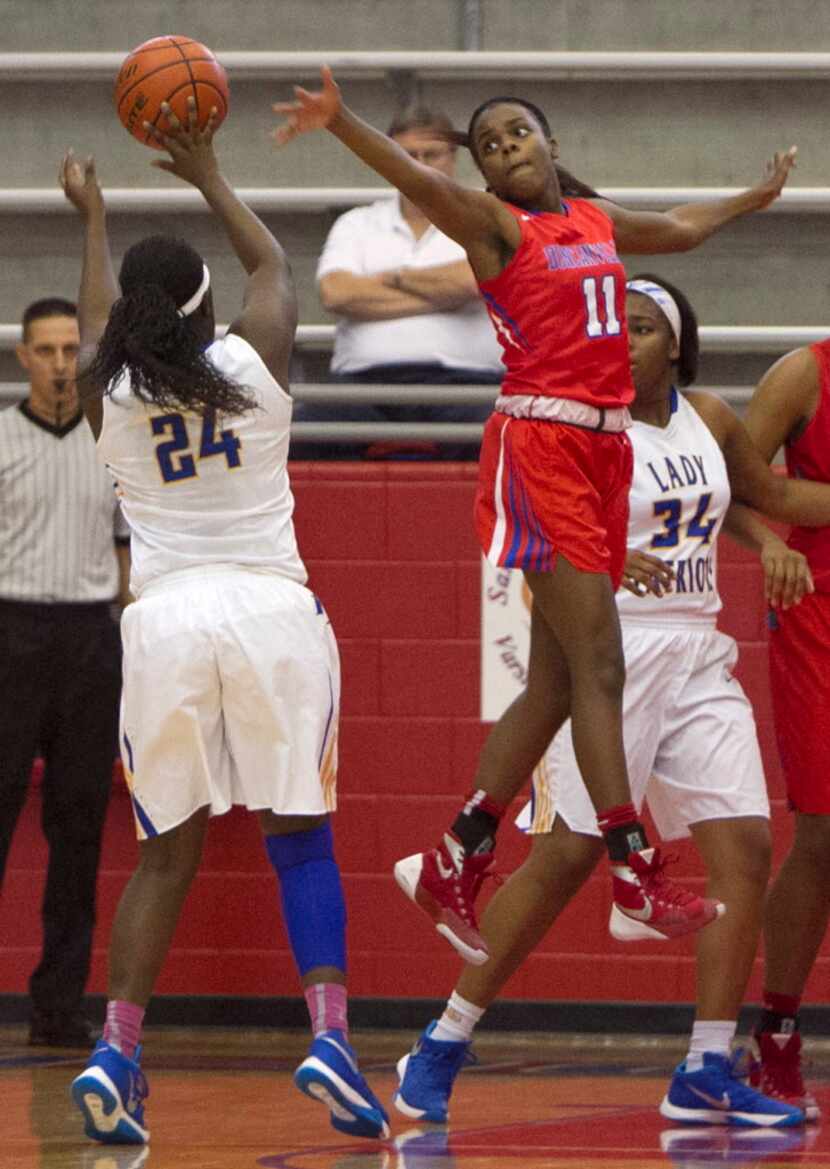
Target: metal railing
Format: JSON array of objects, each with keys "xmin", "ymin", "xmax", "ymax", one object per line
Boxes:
[
  {"xmin": 2, "ymin": 51, "xmax": 830, "ymax": 81},
  {"xmin": 0, "ymin": 324, "xmax": 824, "ymax": 354},
  {"xmin": 3, "ymin": 187, "xmax": 830, "ymax": 215},
  {"xmin": 0, "ymin": 382, "xmax": 757, "ymax": 441}
]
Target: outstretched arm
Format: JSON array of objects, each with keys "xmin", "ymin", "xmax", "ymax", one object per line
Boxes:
[
  {"xmin": 148, "ymin": 98, "xmax": 297, "ymax": 388},
  {"xmin": 688, "ymin": 389, "xmax": 830, "ymax": 527},
  {"xmin": 596, "ymin": 147, "xmax": 797, "ymax": 254},
  {"xmin": 59, "ymin": 151, "xmax": 117, "ymax": 438},
  {"xmin": 272, "ymin": 66, "xmax": 515, "ymax": 276}
]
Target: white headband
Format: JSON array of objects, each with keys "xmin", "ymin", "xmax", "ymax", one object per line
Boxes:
[
  {"xmin": 178, "ymin": 264, "xmax": 211, "ymax": 317},
  {"xmin": 626, "ymin": 279, "xmax": 682, "ymax": 346}
]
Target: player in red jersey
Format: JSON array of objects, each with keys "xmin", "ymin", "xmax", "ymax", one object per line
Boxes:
[
  {"xmin": 272, "ymin": 68, "xmax": 796, "ymax": 961},
  {"xmin": 741, "ymin": 341, "xmax": 830, "ymax": 1121}
]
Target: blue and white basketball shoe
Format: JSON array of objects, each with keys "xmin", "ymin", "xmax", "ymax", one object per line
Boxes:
[
  {"xmin": 294, "ymin": 1029, "xmax": 390, "ymax": 1140},
  {"xmin": 394, "ymin": 1021, "xmax": 470, "ymax": 1123},
  {"xmin": 71, "ymin": 1040, "xmax": 149, "ymax": 1145},
  {"xmin": 660, "ymin": 1051, "xmax": 805, "ymax": 1128}
]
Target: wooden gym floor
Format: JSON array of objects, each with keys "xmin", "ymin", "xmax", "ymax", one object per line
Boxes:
[{"xmin": 3, "ymin": 1025, "xmax": 828, "ymax": 1168}]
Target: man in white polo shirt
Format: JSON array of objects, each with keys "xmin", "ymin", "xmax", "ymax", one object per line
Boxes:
[
  {"xmin": 296, "ymin": 106, "xmax": 503, "ymax": 459},
  {"xmin": 0, "ymin": 298, "xmax": 129, "ymax": 1047}
]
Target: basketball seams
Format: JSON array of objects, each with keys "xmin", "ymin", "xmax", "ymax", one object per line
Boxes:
[
  {"xmin": 124, "ymin": 37, "xmax": 199, "ymax": 57},
  {"xmin": 116, "ymin": 58, "xmax": 220, "ymax": 110},
  {"xmin": 171, "ymin": 37, "xmax": 201, "ymax": 125},
  {"xmin": 116, "ymin": 37, "xmax": 228, "ymax": 147},
  {"xmin": 139, "ymin": 81, "xmax": 228, "ymax": 147}
]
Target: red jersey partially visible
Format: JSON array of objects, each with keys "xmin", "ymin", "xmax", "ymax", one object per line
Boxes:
[
  {"xmin": 785, "ymin": 338, "xmax": 830, "ymax": 592},
  {"xmin": 478, "ymin": 198, "xmax": 634, "ymax": 410}
]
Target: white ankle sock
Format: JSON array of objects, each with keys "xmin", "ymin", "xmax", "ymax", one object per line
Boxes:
[
  {"xmin": 685, "ymin": 1020, "xmax": 736, "ymax": 1071},
  {"xmin": 432, "ymin": 991, "xmax": 485, "ymax": 1043}
]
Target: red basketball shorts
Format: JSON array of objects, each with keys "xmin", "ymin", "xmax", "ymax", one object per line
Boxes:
[
  {"xmin": 769, "ymin": 591, "xmax": 830, "ymax": 814},
  {"xmin": 476, "ymin": 412, "xmax": 633, "ymax": 587}
]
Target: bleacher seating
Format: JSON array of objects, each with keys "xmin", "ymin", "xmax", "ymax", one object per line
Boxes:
[{"xmin": 1, "ymin": 23, "xmax": 828, "ymax": 415}]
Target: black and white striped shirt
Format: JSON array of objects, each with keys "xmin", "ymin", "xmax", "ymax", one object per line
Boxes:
[{"xmin": 0, "ymin": 402, "xmax": 128, "ymax": 603}]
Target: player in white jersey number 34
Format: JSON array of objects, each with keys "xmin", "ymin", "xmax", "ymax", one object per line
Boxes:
[{"xmin": 59, "ymin": 99, "xmax": 388, "ymax": 1147}]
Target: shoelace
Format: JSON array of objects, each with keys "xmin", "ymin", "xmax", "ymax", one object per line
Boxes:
[
  {"xmin": 637, "ymin": 850, "xmax": 696, "ymax": 908},
  {"xmin": 131, "ymin": 1067, "xmax": 150, "ymax": 1105},
  {"xmin": 446, "ymin": 856, "xmax": 504, "ymax": 925},
  {"xmin": 727, "ymin": 1046, "xmax": 757, "ymax": 1085},
  {"xmin": 458, "ymin": 865, "xmax": 505, "ymax": 916}
]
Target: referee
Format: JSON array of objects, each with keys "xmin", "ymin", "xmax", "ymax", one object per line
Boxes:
[{"xmin": 0, "ymin": 298, "xmax": 129, "ymax": 1047}]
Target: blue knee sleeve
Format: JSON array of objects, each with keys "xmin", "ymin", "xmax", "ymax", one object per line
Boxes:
[{"xmin": 264, "ymin": 822, "xmax": 347, "ymax": 977}]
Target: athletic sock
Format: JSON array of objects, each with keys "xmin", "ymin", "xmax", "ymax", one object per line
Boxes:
[
  {"xmin": 756, "ymin": 990, "xmax": 802, "ymax": 1035},
  {"xmin": 432, "ymin": 991, "xmax": 485, "ymax": 1043},
  {"xmin": 597, "ymin": 802, "xmax": 649, "ymax": 862},
  {"xmin": 103, "ymin": 1000, "xmax": 145, "ymax": 1061},
  {"xmin": 265, "ymin": 822, "xmax": 347, "ymax": 977},
  {"xmin": 684, "ymin": 1019, "xmax": 736, "ymax": 1072},
  {"xmin": 304, "ymin": 982, "xmax": 348, "ymax": 1038},
  {"xmin": 449, "ymin": 790, "xmax": 507, "ymax": 857}
]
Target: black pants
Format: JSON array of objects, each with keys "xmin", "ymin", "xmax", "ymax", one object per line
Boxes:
[{"xmin": 0, "ymin": 599, "xmax": 121, "ymax": 1016}]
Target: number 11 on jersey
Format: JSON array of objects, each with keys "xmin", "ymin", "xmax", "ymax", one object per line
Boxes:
[{"xmin": 583, "ymin": 274, "xmax": 621, "ymax": 339}]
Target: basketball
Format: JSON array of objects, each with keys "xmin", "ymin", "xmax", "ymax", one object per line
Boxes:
[{"xmin": 115, "ymin": 35, "xmax": 229, "ymax": 148}]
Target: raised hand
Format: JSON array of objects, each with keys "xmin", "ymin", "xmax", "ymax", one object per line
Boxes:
[
  {"xmin": 271, "ymin": 65, "xmax": 342, "ymax": 145},
  {"xmin": 751, "ymin": 146, "xmax": 797, "ymax": 210},
  {"xmin": 59, "ymin": 150, "xmax": 104, "ymax": 218},
  {"xmin": 143, "ymin": 96, "xmax": 221, "ymax": 190}
]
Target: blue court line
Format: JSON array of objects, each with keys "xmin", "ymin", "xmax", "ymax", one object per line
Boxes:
[
  {"xmin": 0, "ymin": 1053, "xmax": 82, "ymax": 1069},
  {"xmin": 258, "ymin": 1104, "xmax": 656, "ymax": 1167}
]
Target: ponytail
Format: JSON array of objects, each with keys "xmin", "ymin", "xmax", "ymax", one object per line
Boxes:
[{"xmin": 87, "ymin": 235, "xmax": 255, "ymax": 418}]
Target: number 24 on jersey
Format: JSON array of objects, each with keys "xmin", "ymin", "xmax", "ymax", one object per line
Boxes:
[{"xmin": 151, "ymin": 411, "xmax": 242, "ymax": 483}]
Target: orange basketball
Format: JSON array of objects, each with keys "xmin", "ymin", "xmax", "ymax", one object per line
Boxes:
[{"xmin": 115, "ymin": 35, "xmax": 229, "ymax": 148}]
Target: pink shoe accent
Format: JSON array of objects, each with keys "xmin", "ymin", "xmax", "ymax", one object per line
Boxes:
[
  {"xmin": 304, "ymin": 982, "xmax": 348, "ymax": 1037},
  {"xmin": 103, "ymin": 999, "xmax": 145, "ymax": 1061}
]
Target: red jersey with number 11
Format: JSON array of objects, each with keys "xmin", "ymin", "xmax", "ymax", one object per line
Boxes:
[{"xmin": 479, "ymin": 198, "xmax": 634, "ymax": 409}]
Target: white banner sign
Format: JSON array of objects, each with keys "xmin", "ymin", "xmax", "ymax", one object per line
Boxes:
[{"xmin": 480, "ymin": 558, "xmax": 532, "ymax": 722}]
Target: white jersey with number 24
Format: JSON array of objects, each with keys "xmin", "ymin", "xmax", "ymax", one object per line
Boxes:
[{"xmin": 97, "ymin": 333, "xmax": 307, "ymax": 597}]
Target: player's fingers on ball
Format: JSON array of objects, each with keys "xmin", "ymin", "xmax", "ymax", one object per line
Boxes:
[
  {"xmin": 143, "ymin": 121, "xmax": 166, "ymax": 146},
  {"xmin": 200, "ymin": 107, "xmax": 219, "ymax": 143},
  {"xmin": 160, "ymin": 101, "xmax": 182, "ymax": 131}
]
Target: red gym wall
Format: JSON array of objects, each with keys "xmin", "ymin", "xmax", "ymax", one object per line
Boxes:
[{"xmin": 0, "ymin": 463, "xmax": 814, "ymax": 1005}]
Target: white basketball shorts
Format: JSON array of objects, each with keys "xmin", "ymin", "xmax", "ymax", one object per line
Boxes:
[
  {"xmin": 119, "ymin": 566, "xmax": 339, "ymax": 840},
  {"xmin": 525, "ymin": 624, "xmax": 769, "ymax": 840}
]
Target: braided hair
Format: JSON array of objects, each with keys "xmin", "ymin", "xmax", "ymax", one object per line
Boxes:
[
  {"xmin": 87, "ymin": 235, "xmax": 255, "ymax": 417},
  {"xmin": 445, "ymin": 96, "xmax": 599, "ymax": 199}
]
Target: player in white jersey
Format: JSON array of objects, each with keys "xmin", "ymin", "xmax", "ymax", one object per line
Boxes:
[
  {"xmin": 393, "ymin": 274, "xmax": 830, "ymax": 1131},
  {"xmin": 59, "ymin": 101, "xmax": 388, "ymax": 1147}
]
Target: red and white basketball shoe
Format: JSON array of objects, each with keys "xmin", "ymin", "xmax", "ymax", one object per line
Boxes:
[
  {"xmin": 394, "ymin": 835, "xmax": 493, "ymax": 965},
  {"xmin": 609, "ymin": 847, "xmax": 724, "ymax": 941},
  {"xmin": 751, "ymin": 1031, "xmax": 821, "ymax": 1122}
]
